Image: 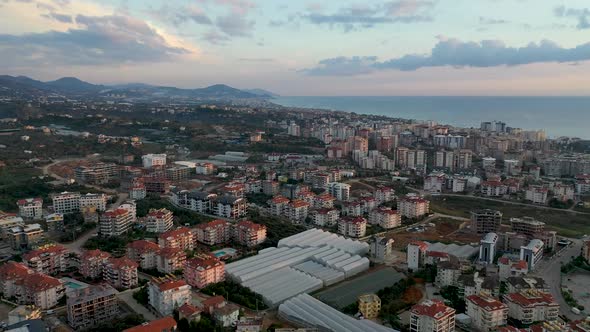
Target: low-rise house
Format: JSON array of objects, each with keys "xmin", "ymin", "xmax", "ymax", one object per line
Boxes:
[
  {"xmin": 123, "ymin": 316, "xmax": 177, "ymax": 332},
  {"xmin": 505, "ymin": 277, "xmax": 549, "ymax": 294},
  {"xmin": 213, "ymin": 303, "xmax": 240, "ymax": 328},
  {"xmin": 358, "ymin": 294, "xmax": 381, "ymax": 319},
  {"xmin": 178, "ymin": 303, "xmax": 202, "ymax": 323}
]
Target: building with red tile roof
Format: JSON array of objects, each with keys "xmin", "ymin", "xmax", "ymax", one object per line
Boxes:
[
  {"xmin": 159, "ymin": 227, "xmax": 195, "ymax": 251},
  {"xmin": 286, "ymin": 199, "xmax": 310, "ymax": 224},
  {"xmin": 410, "ymin": 299, "xmax": 455, "ymax": 332},
  {"xmin": 184, "ymin": 254, "xmax": 225, "ymax": 289},
  {"xmin": 503, "ymin": 290, "xmax": 559, "ymax": 325},
  {"xmin": 17, "ymin": 198, "xmax": 43, "ymax": 220},
  {"xmin": 127, "ymin": 240, "xmax": 161, "ymax": 270},
  {"xmin": 195, "ymin": 219, "xmax": 231, "ymax": 246},
  {"xmin": 79, "ymin": 249, "xmax": 111, "ymax": 279},
  {"xmin": 99, "ymin": 208, "xmax": 133, "ymax": 237},
  {"xmin": 146, "ymin": 208, "xmax": 174, "ymax": 234},
  {"xmin": 156, "ymin": 247, "xmax": 186, "ymax": 274},
  {"xmin": 466, "ymin": 294, "xmax": 508, "ymax": 332},
  {"xmin": 0, "ymin": 261, "xmax": 34, "ymax": 297},
  {"xmin": 14, "ymin": 273, "xmax": 65, "ymax": 309},
  {"xmin": 269, "ymin": 196, "xmax": 290, "ymax": 216},
  {"xmin": 178, "ymin": 303, "xmax": 202, "ymax": 322},
  {"xmin": 233, "ymin": 220, "xmax": 267, "ymax": 247},
  {"xmin": 200, "ymin": 295, "xmax": 226, "ymax": 315},
  {"xmin": 397, "ymin": 194, "xmax": 430, "ymax": 219},
  {"xmin": 338, "ymin": 216, "xmax": 367, "ymax": 238},
  {"xmin": 22, "ymin": 244, "xmax": 68, "ymax": 275},
  {"xmin": 369, "ymin": 207, "xmax": 401, "ymax": 229},
  {"xmin": 103, "ymin": 257, "xmax": 138, "ymax": 290},
  {"xmin": 123, "ymin": 316, "xmax": 177, "ymax": 332},
  {"xmin": 148, "ymin": 276, "xmax": 191, "ymax": 316}
]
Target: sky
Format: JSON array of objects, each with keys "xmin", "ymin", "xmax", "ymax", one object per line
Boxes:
[{"xmin": 1, "ymin": 0, "xmax": 590, "ymax": 96}]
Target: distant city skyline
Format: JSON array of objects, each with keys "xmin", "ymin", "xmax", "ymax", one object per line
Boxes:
[{"xmin": 2, "ymin": 0, "xmax": 590, "ymax": 96}]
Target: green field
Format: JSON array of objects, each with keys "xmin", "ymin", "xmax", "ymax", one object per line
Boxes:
[{"xmin": 430, "ymin": 196, "xmax": 590, "ymax": 238}]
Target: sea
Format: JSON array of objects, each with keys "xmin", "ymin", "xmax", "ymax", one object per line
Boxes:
[{"xmin": 272, "ymin": 96, "xmax": 590, "ymax": 139}]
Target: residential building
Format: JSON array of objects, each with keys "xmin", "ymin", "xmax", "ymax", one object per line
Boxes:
[
  {"xmin": 327, "ymin": 182, "xmax": 351, "ymax": 201},
  {"xmin": 67, "ymin": 285, "xmax": 119, "ymax": 330},
  {"xmin": 233, "ymin": 220, "xmax": 267, "ymax": 247},
  {"xmin": 410, "ymin": 300, "xmax": 456, "ymax": 332},
  {"xmin": 17, "ymin": 198, "xmax": 43, "ymax": 220},
  {"xmin": 481, "ymin": 181, "xmax": 508, "ymax": 197},
  {"xmin": 178, "ymin": 303, "xmax": 202, "ymax": 323},
  {"xmin": 79, "ymin": 249, "xmax": 110, "ymax": 280},
  {"xmin": 397, "ymin": 194, "xmax": 429, "ymax": 219},
  {"xmin": 74, "ymin": 162, "xmax": 118, "ymax": 185},
  {"xmin": 157, "ymin": 247, "xmax": 186, "ymax": 274},
  {"xmin": 498, "ymin": 258, "xmax": 529, "ymax": 280},
  {"xmin": 118, "ymin": 200, "xmax": 137, "ymax": 222},
  {"xmin": 525, "ymin": 186, "xmax": 549, "ymax": 205},
  {"xmin": 195, "ymin": 220, "xmax": 231, "ymax": 246},
  {"xmin": 8, "ymin": 224, "xmax": 44, "ymax": 250},
  {"xmin": 45, "ymin": 213, "xmax": 64, "ymax": 233},
  {"xmin": 369, "ymin": 236, "xmax": 394, "ymax": 261},
  {"xmin": 338, "ymin": 216, "xmax": 367, "ymax": 238},
  {"xmin": 51, "ymin": 192, "xmax": 81, "ymax": 214},
  {"xmin": 435, "ymin": 260, "xmax": 461, "ymax": 288},
  {"xmin": 127, "ymin": 240, "xmax": 161, "ymax": 270},
  {"xmin": 262, "ymin": 180, "xmax": 280, "ymax": 196},
  {"xmin": 520, "ymin": 239, "xmax": 544, "ymax": 271},
  {"xmin": 479, "ymin": 233, "xmax": 498, "ymax": 265},
  {"xmin": 166, "ymin": 165, "xmax": 192, "ymax": 182},
  {"xmin": 129, "ymin": 184, "xmax": 147, "ymax": 200},
  {"xmin": 424, "ymin": 173, "xmax": 446, "ymax": 193},
  {"xmin": 79, "ymin": 193, "xmax": 108, "ymax": 212},
  {"xmin": 309, "ymin": 208, "xmax": 339, "ymax": 227},
  {"xmin": 313, "ymin": 193, "xmax": 335, "ymax": 209},
  {"xmin": 510, "ymin": 217, "xmax": 545, "ymax": 239},
  {"xmin": 407, "ymin": 241, "xmax": 428, "ymax": 270},
  {"xmin": 269, "ymin": 196, "xmax": 290, "ymax": 216},
  {"xmin": 184, "ymin": 254, "xmax": 225, "ymax": 289},
  {"xmin": 148, "ymin": 276, "xmax": 191, "ymax": 316},
  {"xmin": 213, "ymin": 195, "xmax": 247, "ymax": 219},
  {"xmin": 14, "ymin": 273, "xmax": 65, "ymax": 310},
  {"xmin": 159, "ymin": 227, "xmax": 194, "ymax": 251},
  {"xmin": 471, "ymin": 210, "xmax": 502, "ymax": 234},
  {"xmin": 123, "ymin": 317, "xmax": 178, "ymax": 332},
  {"xmin": 0, "ymin": 214, "xmax": 24, "ymax": 240},
  {"xmin": 358, "ymin": 294, "xmax": 381, "ymax": 319},
  {"xmin": 503, "ymin": 291, "xmax": 559, "ymax": 325},
  {"xmin": 22, "ymin": 244, "xmax": 68, "ymax": 275},
  {"xmin": 460, "ymin": 273, "xmax": 500, "ymax": 298},
  {"xmin": 368, "ymin": 207, "xmax": 401, "ymax": 229},
  {"xmin": 374, "ymin": 186, "xmax": 395, "ymax": 204},
  {"xmin": 143, "ymin": 177, "xmax": 171, "ymax": 194},
  {"xmin": 196, "ymin": 162, "xmax": 215, "ymax": 175},
  {"xmin": 466, "ymin": 294, "xmax": 508, "ymax": 332},
  {"xmin": 286, "ymin": 199, "xmax": 310, "ymax": 224},
  {"xmin": 146, "ymin": 208, "xmax": 174, "ymax": 234},
  {"xmin": 236, "ymin": 317, "xmax": 263, "ymax": 332},
  {"xmin": 142, "ymin": 153, "xmax": 167, "ymax": 168},
  {"xmin": 505, "ymin": 277, "xmax": 548, "ymax": 294},
  {"xmin": 99, "ymin": 208, "xmax": 133, "ymax": 237},
  {"xmin": 103, "ymin": 257, "xmax": 138, "ymax": 290},
  {"xmin": 0, "ymin": 262, "xmax": 33, "ymax": 298},
  {"xmin": 213, "ymin": 303, "xmax": 240, "ymax": 328}
]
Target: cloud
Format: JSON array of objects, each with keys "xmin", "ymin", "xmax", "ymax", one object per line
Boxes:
[
  {"xmin": 41, "ymin": 11, "xmax": 73, "ymax": 23},
  {"xmin": 301, "ymin": 0, "xmax": 434, "ymax": 31},
  {"xmin": 0, "ymin": 14, "xmax": 191, "ymax": 67},
  {"xmin": 203, "ymin": 30, "xmax": 231, "ymax": 45},
  {"xmin": 302, "ymin": 38, "xmax": 590, "ymax": 75},
  {"xmin": 216, "ymin": 13, "xmax": 254, "ymax": 36},
  {"xmin": 479, "ymin": 16, "xmax": 508, "ymax": 25},
  {"xmin": 239, "ymin": 58, "xmax": 274, "ymax": 62},
  {"xmin": 148, "ymin": 4, "xmax": 212, "ymax": 26},
  {"xmin": 554, "ymin": 5, "xmax": 590, "ymax": 29}
]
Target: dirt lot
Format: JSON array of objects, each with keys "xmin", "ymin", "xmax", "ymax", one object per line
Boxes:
[
  {"xmin": 392, "ymin": 218, "xmax": 481, "ymax": 249},
  {"xmin": 402, "ymin": 286, "xmax": 423, "ymax": 303}
]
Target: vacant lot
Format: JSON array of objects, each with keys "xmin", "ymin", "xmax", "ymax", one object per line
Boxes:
[
  {"xmin": 314, "ymin": 267, "xmax": 404, "ymax": 309},
  {"xmin": 430, "ymin": 196, "xmax": 590, "ymax": 237},
  {"xmin": 392, "ymin": 218, "xmax": 480, "ymax": 250}
]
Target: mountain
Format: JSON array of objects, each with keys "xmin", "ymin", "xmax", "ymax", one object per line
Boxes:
[
  {"xmin": 244, "ymin": 88, "xmax": 279, "ymax": 98},
  {"xmin": 0, "ymin": 75, "xmax": 272, "ymax": 101}
]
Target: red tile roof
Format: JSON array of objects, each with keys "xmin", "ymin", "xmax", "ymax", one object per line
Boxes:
[
  {"xmin": 178, "ymin": 303, "xmax": 201, "ymax": 317},
  {"xmin": 103, "ymin": 208, "xmax": 129, "ymax": 217},
  {"xmin": 186, "ymin": 254, "xmax": 223, "ymax": 270},
  {"xmin": 0, "ymin": 261, "xmax": 33, "ymax": 279},
  {"xmin": 270, "ymin": 196, "xmax": 290, "ymax": 204},
  {"xmin": 237, "ymin": 220, "xmax": 266, "ymax": 231},
  {"xmin": 23, "ymin": 245, "xmax": 68, "ymax": 261},
  {"xmin": 153, "ymin": 278, "xmax": 188, "ymax": 292},
  {"xmin": 427, "ymin": 251, "xmax": 449, "ymax": 258},
  {"xmin": 16, "ymin": 273, "xmax": 63, "ymax": 292},
  {"xmin": 409, "ymin": 241, "xmax": 429, "ymax": 251},
  {"xmin": 196, "ymin": 219, "xmax": 230, "ymax": 230},
  {"xmin": 157, "ymin": 247, "xmax": 186, "ymax": 259},
  {"xmin": 127, "ymin": 240, "xmax": 160, "ymax": 253},
  {"xmin": 106, "ymin": 257, "xmax": 138, "ymax": 270},
  {"xmin": 512, "ymin": 260, "xmax": 528, "ymax": 270},
  {"xmin": 123, "ymin": 317, "xmax": 177, "ymax": 332},
  {"xmin": 201, "ymin": 295, "xmax": 225, "ymax": 309},
  {"xmin": 17, "ymin": 198, "xmax": 43, "ymax": 206},
  {"xmin": 82, "ymin": 249, "xmax": 111, "ymax": 260},
  {"xmin": 504, "ymin": 291, "xmax": 558, "ymax": 307},
  {"xmin": 466, "ymin": 295, "xmax": 507, "ymax": 311},
  {"xmin": 289, "ymin": 199, "xmax": 310, "ymax": 208},
  {"xmin": 411, "ymin": 300, "xmax": 455, "ymax": 319},
  {"xmin": 160, "ymin": 227, "xmax": 192, "ymax": 239}
]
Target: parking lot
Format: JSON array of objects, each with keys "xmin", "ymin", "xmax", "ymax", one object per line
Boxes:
[{"xmin": 314, "ymin": 267, "xmax": 405, "ymax": 309}]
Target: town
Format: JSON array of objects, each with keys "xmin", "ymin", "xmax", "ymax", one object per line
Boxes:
[{"xmin": 1, "ymin": 95, "xmax": 590, "ymax": 332}]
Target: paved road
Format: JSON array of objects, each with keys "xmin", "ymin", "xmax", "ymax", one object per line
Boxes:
[
  {"xmin": 533, "ymin": 238, "xmax": 584, "ymax": 320},
  {"xmin": 117, "ymin": 287, "xmax": 158, "ymax": 321}
]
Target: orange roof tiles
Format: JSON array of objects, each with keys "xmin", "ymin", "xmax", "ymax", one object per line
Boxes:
[
  {"xmin": 128, "ymin": 240, "xmax": 160, "ymax": 253},
  {"xmin": 123, "ymin": 317, "xmax": 177, "ymax": 332},
  {"xmin": 0, "ymin": 261, "xmax": 32, "ymax": 279},
  {"xmin": 411, "ymin": 300, "xmax": 455, "ymax": 319},
  {"xmin": 466, "ymin": 295, "xmax": 507, "ymax": 311}
]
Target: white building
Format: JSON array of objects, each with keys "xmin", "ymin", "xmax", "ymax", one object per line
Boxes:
[
  {"xmin": 368, "ymin": 207, "xmax": 401, "ymax": 229},
  {"xmin": 51, "ymin": 192, "xmax": 81, "ymax": 214},
  {"xmin": 503, "ymin": 291, "xmax": 559, "ymax": 325},
  {"xmin": 479, "ymin": 233, "xmax": 498, "ymax": 265},
  {"xmin": 17, "ymin": 198, "xmax": 43, "ymax": 220},
  {"xmin": 465, "ymin": 295, "xmax": 508, "ymax": 332},
  {"xmin": 309, "ymin": 208, "xmax": 340, "ymax": 227},
  {"xmin": 338, "ymin": 217, "xmax": 367, "ymax": 238},
  {"xmin": 397, "ymin": 194, "xmax": 429, "ymax": 219},
  {"xmin": 369, "ymin": 236, "xmax": 394, "ymax": 261},
  {"xmin": 142, "ymin": 154, "xmax": 167, "ymax": 168},
  {"xmin": 482, "ymin": 157, "xmax": 496, "ymax": 169},
  {"xmin": 327, "ymin": 182, "xmax": 351, "ymax": 201},
  {"xmin": 525, "ymin": 186, "xmax": 548, "ymax": 205},
  {"xmin": 146, "ymin": 208, "xmax": 174, "ymax": 234},
  {"xmin": 79, "ymin": 193, "xmax": 108, "ymax": 212},
  {"xmin": 410, "ymin": 300, "xmax": 455, "ymax": 332},
  {"xmin": 407, "ymin": 241, "xmax": 428, "ymax": 270},
  {"xmin": 148, "ymin": 277, "xmax": 191, "ymax": 316},
  {"xmin": 520, "ymin": 239, "xmax": 544, "ymax": 271}
]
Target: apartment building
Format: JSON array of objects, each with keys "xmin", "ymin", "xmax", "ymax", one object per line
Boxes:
[
  {"xmin": 146, "ymin": 208, "xmax": 174, "ymax": 234},
  {"xmin": 213, "ymin": 195, "xmax": 247, "ymax": 219},
  {"xmin": 374, "ymin": 186, "xmax": 395, "ymax": 204},
  {"xmin": 0, "ymin": 214, "xmax": 24, "ymax": 240},
  {"xmin": 369, "ymin": 236, "xmax": 394, "ymax": 261},
  {"xmin": 338, "ymin": 216, "xmax": 367, "ymax": 238},
  {"xmin": 148, "ymin": 276, "xmax": 191, "ymax": 316},
  {"xmin": 8, "ymin": 223, "xmax": 44, "ymax": 250},
  {"xmin": 510, "ymin": 217, "xmax": 545, "ymax": 239},
  {"xmin": 269, "ymin": 196, "xmax": 290, "ymax": 216},
  {"xmin": 233, "ymin": 220, "xmax": 267, "ymax": 247},
  {"xmin": 262, "ymin": 180, "xmax": 280, "ymax": 196},
  {"xmin": 171, "ymin": 190, "xmax": 217, "ymax": 214},
  {"xmin": 127, "ymin": 240, "xmax": 161, "ymax": 270},
  {"xmin": 51, "ymin": 192, "xmax": 81, "ymax": 214},
  {"xmin": 158, "ymin": 227, "xmax": 195, "ymax": 251},
  {"xmin": 309, "ymin": 208, "xmax": 339, "ymax": 227},
  {"xmin": 471, "ymin": 209, "xmax": 503, "ymax": 234},
  {"xmin": 195, "ymin": 220, "xmax": 231, "ymax": 246},
  {"xmin": 45, "ymin": 213, "xmax": 64, "ymax": 233},
  {"xmin": 520, "ymin": 239, "xmax": 544, "ymax": 271},
  {"xmin": 410, "ymin": 300, "xmax": 456, "ymax": 332},
  {"xmin": 481, "ymin": 181, "xmax": 508, "ymax": 197},
  {"xmin": 327, "ymin": 182, "xmax": 351, "ymax": 201},
  {"xmin": 311, "ymin": 173, "xmax": 331, "ymax": 190},
  {"xmin": 17, "ymin": 198, "xmax": 43, "ymax": 220},
  {"xmin": 165, "ymin": 165, "xmax": 192, "ymax": 182},
  {"xmin": 143, "ymin": 177, "xmax": 171, "ymax": 194},
  {"xmin": 222, "ymin": 183, "xmax": 246, "ymax": 198},
  {"xmin": 156, "ymin": 247, "xmax": 186, "ymax": 274},
  {"xmin": 369, "ymin": 207, "xmax": 401, "ymax": 229},
  {"xmin": 74, "ymin": 162, "xmax": 118, "ymax": 184},
  {"xmin": 583, "ymin": 240, "xmax": 590, "ymax": 262},
  {"xmin": 525, "ymin": 186, "xmax": 549, "ymax": 205},
  {"xmin": 129, "ymin": 183, "xmax": 147, "ymax": 200},
  {"xmin": 503, "ymin": 291, "xmax": 559, "ymax": 325},
  {"xmin": 142, "ymin": 153, "xmax": 167, "ymax": 168},
  {"xmin": 22, "ymin": 244, "xmax": 68, "ymax": 275},
  {"xmin": 99, "ymin": 208, "xmax": 133, "ymax": 237},
  {"xmin": 358, "ymin": 294, "xmax": 381, "ymax": 319},
  {"xmin": 407, "ymin": 241, "xmax": 429, "ymax": 270},
  {"xmin": 14, "ymin": 273, "xmax": 65, "ymax": 310},
  {"xmin": 286, "ymin": 199, "xmax": 310, "ymax": 224},
  {"xmin": 103, "ymin": 257, "xmax": 138, "ymax": 290},
  {"xmin": 313, "ymin": 193, "xmax": 335, "ymax": 209},
  {"xmin": 184, "ymin": 254, "xmax": 225, "ymax": 289},
  {"xmin": 0, "ymin": 262, "xmax": 33, "ymax": 298},
  {"xmin": 196, "ymin": 162, "xmax": 215, "ymax": 175},
  {"xmin": 397, "ymin": 194, "xmax": 430, "ymax": 219},
  {"xmin": 79, "ymin": 249, "xmax": 111, "ymax": 280},
  {"xmin": 79, "ymin": 193, "xmax": 108, "ymax": 212},
  {"xmin": 466, "ymin": 295, "xmax": 508, "ymax": 332},
  {"xmin": 67, "ymin": 285, "xmax": 119, "ymax": 330},
  {"xmin": 479, "ymin": 233, "xmax": 498, "ymax": 265}
]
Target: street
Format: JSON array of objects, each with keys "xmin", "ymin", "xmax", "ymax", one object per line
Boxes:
[{"xmin": 533, "ymin": 238, "xmax": 584, "ymax": 320}]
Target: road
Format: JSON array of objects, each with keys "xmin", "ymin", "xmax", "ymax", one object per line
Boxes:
[{"xmin": 533, "ymin": 238, "xmax": 584, "ymax": 320}]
